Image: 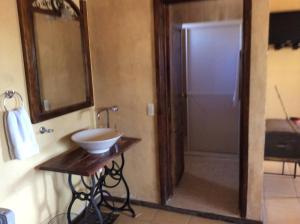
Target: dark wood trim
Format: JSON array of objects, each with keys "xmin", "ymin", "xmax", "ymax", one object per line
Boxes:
[
  {"xmin": 108, "ymin": 197, "xmax": 263, "ymax": 224},
  {"xmin": 240, "ymin": 0, "xmax": 252, "ymax": 218},
  {"xmin": 80, "ymin": 0, "xmax": 94, "ymax": 107},
  {"xmin": 153, "ymin": 0, "xmax": 173, "ymax": 204},
  {"xmin": 153, "ymin": 0, "xmax": 253, "ymax": 218},
  {"xmin": 17, "ymin": 0, "xmax": 41, "ymax": 122},
  {"xmin": 32, "ymin": 101, "xmax": 92, "ymax": 121},
  {"xmin": 164, "ymin": 0, "xmax": 204, "ymax": 4},
  {"xmin": 17, "ymin": 0, "xmax": 94, "ymax": 124}
]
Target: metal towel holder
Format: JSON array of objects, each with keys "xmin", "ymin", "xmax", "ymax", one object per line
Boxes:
[{"xmin": 0, "ymin": 90, "xmax": 24, "ymax": 111}]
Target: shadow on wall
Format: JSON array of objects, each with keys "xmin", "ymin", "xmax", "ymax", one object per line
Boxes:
[
  {"xmin": 0, "ymin": 125, "xmax": 88, "ymax": 222},
  {"xmin": 2, "ymin": 165, "xmax": 79, "ymax": 223},
  {"xmin": 40, "ymin": 173, "xmax": 89, "ymax": 223},
  {"xmin": 0, "ymin": 111, "xmax": 11, "ymax": 161}
]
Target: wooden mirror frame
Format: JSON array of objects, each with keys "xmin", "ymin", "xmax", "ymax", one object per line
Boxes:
[{"xmin": 17, "ymin": 0, "xmax": 94, "ymax": 123}]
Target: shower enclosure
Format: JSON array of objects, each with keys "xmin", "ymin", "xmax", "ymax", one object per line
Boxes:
[{"xmin": 183, "ymin": 21, "xmax": 242, "ymax": 156}]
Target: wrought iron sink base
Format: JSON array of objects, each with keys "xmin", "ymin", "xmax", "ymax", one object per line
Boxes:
[{"xmin": 67, "ymin": 152, "xmax": 135, "ymax": 224}]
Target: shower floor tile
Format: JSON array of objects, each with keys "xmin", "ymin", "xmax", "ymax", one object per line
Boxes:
[{"xmin": 167, "ymin": 155, "xmax": 240, "ymax": 217}]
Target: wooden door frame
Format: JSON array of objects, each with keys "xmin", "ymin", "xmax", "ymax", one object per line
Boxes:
[{"xmin": 153, "ymin": 0, "xmax": 252, "ymax": 218}]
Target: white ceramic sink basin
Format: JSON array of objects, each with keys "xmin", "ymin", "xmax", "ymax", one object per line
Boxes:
[{"xmin": 71, "ymin": 128, "xmax": 123, "ymax": 154}]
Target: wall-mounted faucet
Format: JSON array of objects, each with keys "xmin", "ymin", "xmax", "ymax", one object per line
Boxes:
[{"xmin": 96, "ymin": 106, "xmax": 119, "ymax": 128}]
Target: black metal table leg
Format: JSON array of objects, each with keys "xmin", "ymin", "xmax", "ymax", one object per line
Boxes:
[
  {"xmin": 67, "ymin": 174, "xmax": 104, "ymax": 224},
  {"xmin": 98, "ymin": 152, "xmax": 136, "ymax": 217},
  {"xmin": 90, "ymin": 175, "xmax": 104, "ymax": 223},
  {"xmin": 67, "ymin": 174, "xmax": 76, "ymax": 224},
  {"xmin": 282, "ymin": 162, "xmax": 285, "ymax": 175},
  {"xmin": 118, "ymin": 153, "xmax": 136, "ymax": 217}
]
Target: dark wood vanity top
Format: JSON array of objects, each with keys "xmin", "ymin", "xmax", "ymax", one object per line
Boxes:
[{"xmin": 36, "ymin": 137, "xmax": 141, "ymax": 176}]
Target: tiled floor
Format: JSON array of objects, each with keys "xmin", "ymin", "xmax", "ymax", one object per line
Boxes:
[
  {"xmin": 168, "ymin": 155, "xmax": 240, "ymax": 217},
  {"xmin": 263, "ymin": 161, "xmax": 300, "ymax": 224},
  {"xmin": 115, "ymin": 205, "xmax": 229, "ymax": 224},
  {"xmin": 115, "ymin": 160, "xmax": 300, "ymax": 224},
  {"xmin": 114, "ymin": 160, "xmax": 300, "ymax": 224}
]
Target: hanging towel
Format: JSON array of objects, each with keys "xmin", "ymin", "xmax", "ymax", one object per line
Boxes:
[{"xmin": 3, "ymin": 107, "xmax": 39, "ymax": 160}]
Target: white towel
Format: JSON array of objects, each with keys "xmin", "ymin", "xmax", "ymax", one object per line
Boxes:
[{"xmin": 4, "ymin": 107, "xmax": 39, "ymax": 160}]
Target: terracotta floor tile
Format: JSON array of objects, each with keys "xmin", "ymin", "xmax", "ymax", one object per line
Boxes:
[
  {"xmin": 264, "ymin": 161, "xmax": 287, "ymax": 175},
  {"xmin": 286, "ymin": 163, "xmax": 300, "ymax": 177},
  {"xmin": 293, "ymin": 177, "xmax": 300, "ymax": 198},
  {"xmin": 264, "ymin": 198, "xmax": 300, "ymax": 224},
  {"xmin": 264, "ymin": 161, "xmax": 299, "ymax": 176},
  {"xmin": 168, "ymin": 156, "xmax": 239, "ymax": 216},
  {"xmin": 151, "ymin": 210, "xmax": 191, "ymax": 224},
  {"xmin": 132, "ymin": 205, "xmax": 158, "ymax": 222},
  {"xmin": 264, "ymin": 174, "xmax": 297, "ymax": 199},
  {"xmin": 115, "ymin": 214, "xmax": 150, "ymax": 224},
  {"xmin": 188, "ymin": 216, "xmax": 228, "ymax": 224}
]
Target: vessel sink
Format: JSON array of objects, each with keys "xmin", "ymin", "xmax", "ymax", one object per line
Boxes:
[{"xmin": 71, "ymin": 128, "xmax": 123, "ymax": 154}]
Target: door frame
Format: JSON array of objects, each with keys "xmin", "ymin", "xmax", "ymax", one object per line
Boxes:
[{"xmin": 153, "ymin": 0, "xmax": 252, "ymax": 218}]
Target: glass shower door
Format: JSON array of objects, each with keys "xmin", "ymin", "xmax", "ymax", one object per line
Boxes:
[{"xmin": 184, "ymin": 21, "xmax": 242, "ymax": 155}]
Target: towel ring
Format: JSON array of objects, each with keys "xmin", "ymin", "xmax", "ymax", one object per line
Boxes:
[{"xmin": 1, "ymin": 90, "xmax": 24, "ymax": 111}]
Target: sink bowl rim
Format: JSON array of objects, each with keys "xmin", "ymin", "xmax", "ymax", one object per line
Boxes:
[{"xmin": 71, "ymin": 128, "xmax": 123, "ymax": 144}]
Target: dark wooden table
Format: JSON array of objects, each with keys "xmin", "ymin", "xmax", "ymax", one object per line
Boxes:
[
  {"xmin": 36, "ymin": 137, "xmax": 141, "ymax": 224},
  {"xmin": 265, "ymin": 119, "xmax": 300, "ymax": 178}
]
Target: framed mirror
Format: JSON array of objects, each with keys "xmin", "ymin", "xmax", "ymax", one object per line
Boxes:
[{"xmin": 17, "ymin": 0, "xmax": 94, "ymax": 123}]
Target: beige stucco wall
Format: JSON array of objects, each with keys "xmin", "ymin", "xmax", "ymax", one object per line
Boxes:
[
  {"xmin": 246, "ymin": 0, "xmax": 269, "ymax": 220},
  {"xmin": 0, "ymin": 0, "xmax": 270, "ymax": 222},
  {"xmin": 266, "ymin": 49, "xmax": 300, "ymax": 119},
  {"xmin": 266, "ymin": 2, "xmax": 300, "ymax": 119},
  {"xmin": 270, "ymin": 0, "xmax": 300, "ymax": 12},
  {"xmin": 0, "ymin": 1, "xmax": 95, "ymax": 223},
  {"xmin": 87, "ymin": 0, "xmax": 159, "ymax": 202}
]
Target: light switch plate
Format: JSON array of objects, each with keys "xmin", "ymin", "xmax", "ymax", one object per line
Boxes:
[{"xmin": 147, "ymin": 103, "xmax": 155, "ymax": 116}]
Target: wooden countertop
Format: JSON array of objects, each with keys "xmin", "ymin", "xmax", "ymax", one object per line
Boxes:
[{"xmin": 36, "ymin": 137, "xmax": 141, "ymax": 177}]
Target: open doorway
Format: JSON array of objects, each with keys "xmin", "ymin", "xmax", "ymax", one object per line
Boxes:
[
  {"xmin": 154, "ymin": 0, "xmax": 252, "ymax": 219},
  {"xmin": 168, "ymin": 20, "xmax": 242, "ymax": 216}
]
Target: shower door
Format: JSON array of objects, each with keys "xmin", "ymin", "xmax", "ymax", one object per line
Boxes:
[
  {"xmin": 184, "ymin": 21, "xmax": 242, "ymax": 155},
  {"xmin": 170, "ymin": 24, "xmax": 186, "ymax": 186}
]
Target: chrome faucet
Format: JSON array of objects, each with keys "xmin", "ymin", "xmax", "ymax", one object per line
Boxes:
[{"xmin": 96, "ymin": 106, "xmax": 119, "ymax": 128}]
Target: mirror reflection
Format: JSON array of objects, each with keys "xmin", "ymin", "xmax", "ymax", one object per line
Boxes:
[{"xmin": 33, "ymin": 12, "xmax": 87, "ymax": 111}]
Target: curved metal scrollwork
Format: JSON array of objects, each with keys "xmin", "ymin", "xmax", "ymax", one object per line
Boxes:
[
  {"xmin": 97, "ymin": 154, "xmax": 136, "ymax": 217},
  {"xmin": 67, "ymin": 175, "xmax": 104, "ymax": 224},
  {"xmin": 67, "ymin": 152, "xmax": 136, "ymax": 224},
  {"xmin": 102, "ymin": 161, "xmax": 123, "ymax": 188},
  {"xmin": 32, "ymin": 0, "xmax": 80, "ymax": 19}
]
